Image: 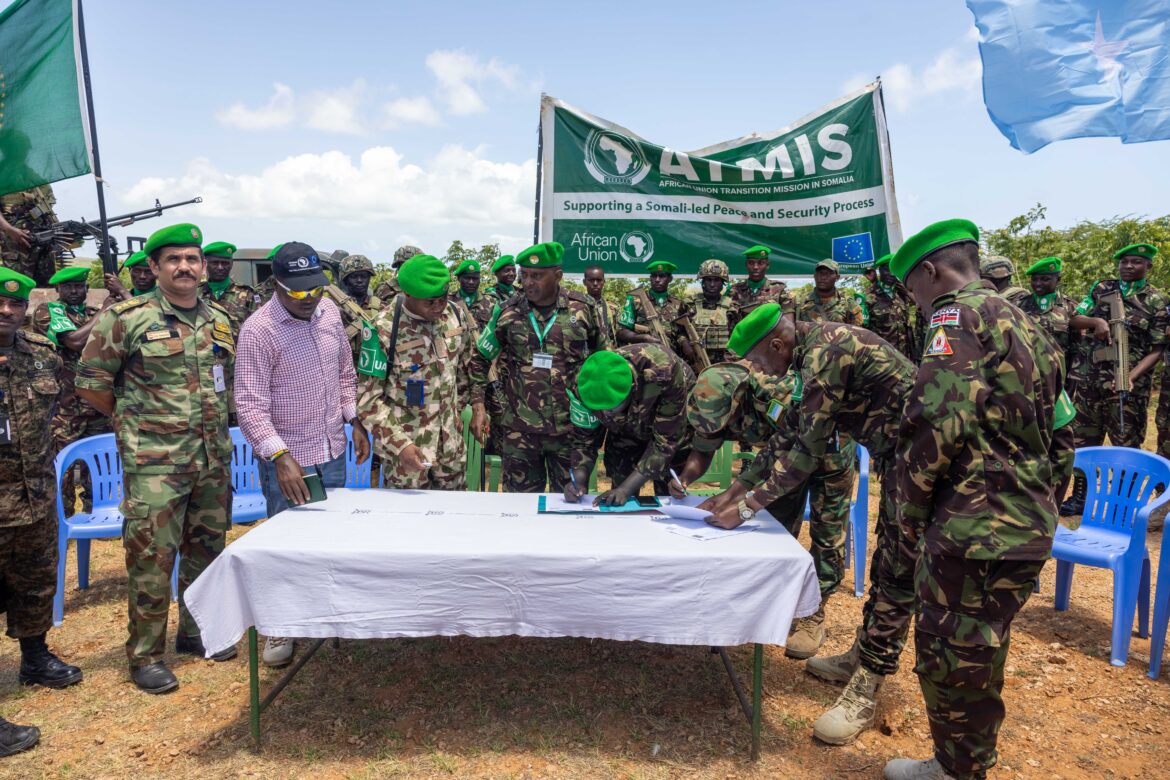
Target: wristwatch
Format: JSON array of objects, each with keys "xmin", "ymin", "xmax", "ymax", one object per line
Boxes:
[{"xmin": 737, "ymin": 492, "xmax": 757, "ymax": 522}]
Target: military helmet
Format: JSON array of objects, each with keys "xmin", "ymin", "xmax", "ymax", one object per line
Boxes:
[
  {"xmin": 339, "ymin": 254, "xmax": 374, "ymax": 280},
  {"xmin": 979, "ymin": 255, "xmax": 1015, "ymax": 279},
  {"xmin": 392, "ymin": 245, "xmax": 423, "ymax": 268},
  {"xmin": 697, "ymin": 259, "xmax": 730, "ymax": 281}
]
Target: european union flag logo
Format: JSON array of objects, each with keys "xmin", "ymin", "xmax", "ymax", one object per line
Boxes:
[
  {"xmin": 967, "ymin": 1, "xmax": 1170, "ymax": 153},
  {"xmin": 832, "ymin": 232, "xmax": 874, "ymax": 266}
]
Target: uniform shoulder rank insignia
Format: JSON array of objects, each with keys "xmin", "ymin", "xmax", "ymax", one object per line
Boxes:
[
  {"xmin": 112, "ymin": 297, "xmax": 148, "ymax": 314},
  {"xmin": 213, "ymin": 320, "xmax": 231, "ymax": 335},
  {"xmin": 21, "ymin": 331, "xmax": 54, "ymax": 347},
  {"xmin": 929, "ymin": 307, "xmax": 961, "ymax": 329},
  {"xmin": 924, "ymin": 327, "xmax": 954, "ymax": 357}
]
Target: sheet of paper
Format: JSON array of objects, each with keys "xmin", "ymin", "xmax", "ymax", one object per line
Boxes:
[
  {"xmin": 664, "ymin": 521, "xmax": 760, "ymax": 541},
  {"xmin": 656, "ymin": 503, "xmax": 714, "ymax": 522},
  {"xmin": 539, "ymin": 494, "xmax": 659, "ymax": 514}
]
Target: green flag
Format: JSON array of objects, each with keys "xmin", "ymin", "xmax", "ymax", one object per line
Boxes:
[
  {"xmin": 0, "ymin": 0, "xmax": 91, "ymax": 195},
  {"xmin": 357, "ymin": 319, "xmax": 387, "ymax": 378}
]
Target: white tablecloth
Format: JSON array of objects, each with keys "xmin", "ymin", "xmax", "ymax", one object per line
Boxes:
[{"xmin": 185, "ymin": 489, "xmax": 821, "ymax": 655}]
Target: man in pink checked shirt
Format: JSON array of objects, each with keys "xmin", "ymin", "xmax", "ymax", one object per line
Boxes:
[{"xmin": 235, "ymin": 241, "xmax": 371, "ymax": 668}]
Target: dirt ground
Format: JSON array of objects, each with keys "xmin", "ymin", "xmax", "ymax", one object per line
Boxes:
[{"xmin": 3, "ymin": 464, "xmax": 1170, "ymax": 779}]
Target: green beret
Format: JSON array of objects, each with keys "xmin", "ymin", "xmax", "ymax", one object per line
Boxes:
[
  {"xmin": 728, "ymin": 302, "xmax": 783, "ymax": 359},
  {"xmin": 874, "ymin": 253, "xmax": 893, "ymax": 269},
  {"xmin": 815, "ymin": 259, "xmax": 839, "ymax": 273},
  {"xmin": 1025, "ymin": 256, "xmax": 1062, "ymax": 276},
  {"xmin": 490, "ymin": 255, "xmax": 515, "ymax": 273},
  {"xmin": 741, "ymin": 245, "xmax": 771, "ymax": 260},
  {"xmin": 49, "ymin": 265, "xmax": 91, "ymax": 285},
  {"xmin": 397, "ymin": 254, "xmax": 450, "ymax": 299},
  {"xmin": 577, "ymin": 350, "xmax": 634, "ymax": 411},
  {"xmin": 0, "ymin": 267, "xmax": 35, "ymax": 301},
  {"xmin": 645, "ymin": 260, "xmax": 677, "ymax": 273},
  {"xmin": 202, "ymin": 241, "xmax": 237, "ymax": 259},
  {"xmin": 891, "ymin": 219, "xmax": 980, "ymax": 283},
  {"xmin": 144, "ymin": 223, "xmax": 203, "ymax": 256},
  {"xmin": 124, "ymin": 250, "xmax": 149, "ymax": 268},
  {"xmin": 266, "ymin": 244, "xmax": 285, "ymax": 260},
  {"xmin": 1114, "ymin": 243, "xmax": 1158, "ymax": 261},
  {"xmin": 453, "ymin": 259, "xmax": 481, "ymax": 277},
  {"xmin": 516, "ymin": 242, "xmax": 564, "ymax": 268}
]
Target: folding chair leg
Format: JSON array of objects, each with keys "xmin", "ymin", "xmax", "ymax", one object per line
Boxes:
[{"xmin": 76, "ymin": 539, "xmax": 91, "ymax": 590}]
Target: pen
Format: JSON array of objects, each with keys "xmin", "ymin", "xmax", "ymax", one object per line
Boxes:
[
  {"xmin": 670, "ymin": 468, "xmax": 688, "ymax": 497},
  {"xmin": 569, "ymin": 469, "xmax": 582, "ymax": 503}
]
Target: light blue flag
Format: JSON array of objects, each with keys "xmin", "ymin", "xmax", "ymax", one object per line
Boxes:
[{"xmin": 966, "ymin": 1, "xmax": 1170, "ymax": 153}]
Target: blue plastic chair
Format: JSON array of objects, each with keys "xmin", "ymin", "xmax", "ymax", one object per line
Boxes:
[
  {"xmin": 1149, "ymin": 527, "xmax": 1170, "ymax": 679},
  {"xmin": 843, "ymin": 445, "xmax": 870, "ymax": 598},
  {"xmin": 1052, "ymin": 446, "xmax": 1170, "ymax": 667},
  {"xmin": 53, "ymin": 434, "xmax": 125, "ymax": 626},
  {"xmin": 229, "ymin": 427, "xmax": 266, "ymax": 524},
  {"xmin": 345, "ymin": 423, "xmax": 379, "ymax": 488}
]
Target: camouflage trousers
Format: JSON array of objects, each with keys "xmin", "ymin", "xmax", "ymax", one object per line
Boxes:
[
  {"xmin": 484, "ymin": 381, "xmax": 505, "ymax": 456},
  {"xmin": 914, "ymin": 550, "xmax": 1042, "ymax": 780},
  {"xmin": 381, "ymin": 451, "xmax": 465, "ymax": 490},
  {"xmin": 773, "ymin": 447, "xmax": 857, "ymax": 599},
  {"xmin": 53, "ymin": 412, "xmax": 112, "ymax": 516},
  {"xmin": 1073, "ymin": 383, "xmax": 1149, "ymax": 449},
  {"xmin": 1155, "ymin": 382, "xmax": 1170, "ymax": 460},
  {"xmin": 601, "ymin": 433, "xmax": 691, "ymax": 496},
  {"xmin": 1, "ymin": 245, "xmax": 58, "ymax": 288},
  {"xmin": 500, "ymin": 430, "xmax": 572, "ymax": 493},
  {"xmin": 858, "ymin": 456, "xmax": 917, "ymax": 675},
  {"xmin": 121, "ymin": 466, "xmax": 230, "ymax": 668},
  {"xmin": 0, "ymin": 513, "xmax": 57, "ymax": 639}
]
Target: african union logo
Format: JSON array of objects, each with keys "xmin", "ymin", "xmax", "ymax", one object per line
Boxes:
[
  {"xmin": 584, "ymin": 129, "xmax": 649, "ymax": 186},
  {"xmin": 619, "ymin": 231, "xmax": 654, "ymax": 264}
]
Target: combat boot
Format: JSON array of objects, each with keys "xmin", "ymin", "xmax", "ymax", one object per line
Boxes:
[
  {"xmin": 806, "ymin": 627, "xmax": 861, "ymax": 684},
  {"xmin": 1059, "ymin": 472, "xmax": 1086, "ymax": 516},
  {"xmin": 785, "ymin": 606, "xmax": 826, "ymax": 659},
  {"xmin": 883, "ymin": 757, "xmax": 958, "ymax": 780},
  {"xmin": 0, "ymin": 717, "xmax": 40, "ymax": 757},
  {"xmin": 176, "ymin": 633, "xmax": 237, "ymax": 661},
  {"xmin": 18, "ymin": 635, "xmax": 83, "ymax": 689},
  {"xmin": 812, "ymin": 665, "xmax": 883, "ymax": 745},
  {"xmin": 131, "ymin": 662, "xmax": 178, "ymax": 694}
]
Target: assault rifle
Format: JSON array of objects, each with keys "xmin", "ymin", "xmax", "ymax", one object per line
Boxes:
[
  {"xmin": 1092, "ymin": 289, "xmax": 1131, "ymax": 434},
  {"xmin": 674, "ymin": 314, "xmax": 710, "ymax": 371},
  {"xmin": 31, "ymin": 196, "xmax": 203, "ymax": 273}
]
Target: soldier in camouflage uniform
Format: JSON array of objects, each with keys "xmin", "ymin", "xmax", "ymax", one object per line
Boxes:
[
  {"xmin": 76, "ymin": 223, "xmax": 237, "ymax": 695},
  {"xmin": 863, "ymin": 253, "xmax": 918, "ymax": 359},
  {"xmin": 372, "ymin": 245, "xmax": 423, "ymax": 303},
  {"xmin": 728, "ymin": 244, "xmax": 792, "ymax": 317},
  {"xmin": 358, "ymin": 254, "xmax": 478, "ymax": 489},
  {"xmin": 31, "ymin": 266, "xmax": 114, "ymax": 515},
  {"xmin": 884, "ymin": 219, "xmax": 1074, "ymax": 780},
  {"xmin": 692, "ymin": 260, "xmax": 736, "ymax": 364},
  {"xmin": 0, "ymin": 185, "xmax": 60, "ymax": 287},
  {"xmin": 978, "ymin": 255, "xmax": 1029, "ymax": 306},
  {"xmin": 1068, "ymin": 243, "xmax": 1167, "ymax": 515},
  {"xmin": 1017, "ymin": 256, "xmax": 1101, "ymax": 392},
  {"xmin": 486, "ymin": 254, "xmax": 518, "ymax": 304},
  {"xmin": 0, "ymin": 268, "xmax": 85, "ymax": 757},
  {"xmin": 329, "ymin": 254, "xmax": 383, "ymax": 365},
  {"xmin": 469, "ymin": 242, "xmax": 608, "ymax": 492},
  {"xmin": 584, "ymin": 265, "xmax": 620, "ymax": 343},
  {"xmin": 617, "ymin": 260, "xmax": 698, "ymax": 368},
  {"xmin": 563, "ymin": 344, "xmax": 693, "ymax": 503},
  {"xmin": 198, "ymin": 242, "xmax": 259, "ymax": 336},
  {"xmin": 450, "ymin": 259, "xmax": 496, "ymax": 330}
]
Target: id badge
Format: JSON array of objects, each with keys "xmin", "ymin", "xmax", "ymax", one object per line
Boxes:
[
  {"xmin": 212, "ymin": 364, "xmax": 227, "ymax": 393},
  {"xmin": 406, "ymin": 378, "xmax": 425, "ymax": 407},
  {"xmin": 0, "ymin": 414, "xmax": 10, "ymax": 445},
  {"xmin": 532, "ymin": 352, "xmax": 553, "ymax": 369}
]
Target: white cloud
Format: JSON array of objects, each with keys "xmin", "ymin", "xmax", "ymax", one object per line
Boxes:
[
  {"xmin": 215, "ymin": 83, "xmax": 295, "ymax": 130},
  {"xmin": 124, "ymin": 145, "xmax": 536, "ymax": 231},
  {"xmin": 381, "ymin": 96, "xmax": 442, "ymax": 128},
  {"xmin": 844, "ymin": 32, "xmax": 982, "ymax": 112},
  {"xmin": 425, "ymin": 49, "xmax": 522, "ymax": 115},
  {"xmin": 305, "ymin": 80, "xmax": 368, "ymax": 135}
]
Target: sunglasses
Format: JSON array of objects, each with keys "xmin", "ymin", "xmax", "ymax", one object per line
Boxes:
[{"xmin": 276, "ymin": 280, "xmax": 325, "ymax": 300}]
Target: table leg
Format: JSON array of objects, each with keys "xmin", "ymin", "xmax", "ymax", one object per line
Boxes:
[
  {"xmin": 249, "ymin": 627, "xmax": 261, "ymax": 750},
  {"xmin": 751, "ymin": 643, "xmax": 763, "ymax": 761}
]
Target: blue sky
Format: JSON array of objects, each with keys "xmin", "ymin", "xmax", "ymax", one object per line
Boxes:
[{"xmin": 40, "ymin": 0, "xmax": 1170, "ymax": 265}]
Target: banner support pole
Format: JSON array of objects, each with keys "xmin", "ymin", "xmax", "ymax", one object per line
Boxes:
[
  {"xmin": 532, "ymin": 110, "xmax": 544, "ymax": 244},
  {"xmin": 75, "ymin": 0, "xmax": 115, "ymax": 275}
]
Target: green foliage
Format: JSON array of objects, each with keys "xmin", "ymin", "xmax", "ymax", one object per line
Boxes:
[{"xmin": 982, "ymin": 204, "xmax": 1170, "ymax": 298}]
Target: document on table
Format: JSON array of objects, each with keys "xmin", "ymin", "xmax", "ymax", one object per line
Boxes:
[
  {"xmin": 537, "ymin": 494, "xmax": 655, "ymax": 513},
  {"xmin": 664, "ymin": 520, "xmax": 760, "ymax": 541}
]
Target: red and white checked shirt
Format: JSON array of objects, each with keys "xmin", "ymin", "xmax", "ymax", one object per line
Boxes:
[{"xmin": 235, "ymin": 296, "xmax": 357, "ymax": 465}]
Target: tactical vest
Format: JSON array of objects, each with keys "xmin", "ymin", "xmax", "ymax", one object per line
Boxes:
[{"xmin": 693, "ymin": 303, "xmax": 730, "ymax": 351}]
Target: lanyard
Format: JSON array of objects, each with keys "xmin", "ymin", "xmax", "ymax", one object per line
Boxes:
[{"xmin": 528, "ymin": 311, "xmax": 558, "ymax": 349}]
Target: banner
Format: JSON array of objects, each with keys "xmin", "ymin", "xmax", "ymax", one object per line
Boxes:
[
  {"xmin": 0, "ymin": 0, "xmax": 91, "ymax": 195},
  {"xmin": 536, "ymin": 82, "xmax": 902, "ymax": 276}
]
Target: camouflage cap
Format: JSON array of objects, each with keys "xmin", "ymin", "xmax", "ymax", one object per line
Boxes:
[
  {"xmin": 697, "ymin": 259, "xmax": 730, "ymax": 281},
  {"xmin": 1114, "ymin": 242, "xmax": 1158, "ymax": 262},
  {"xmin": 0, "ymin": 267, "xmax": 35, "ymax": 300},
  {"xmin": 979, "ymin": 255, "xmax": 1015, "ymax": 279},
  {"xmin": 687, "ymin": 362, "xmax": 750, "ymax": 438},
  {"xmin": 392, "ymin": 245, "xmax": 423, "ymax": 267},
  {"xmin": 339, "ymin": 254, "xmax": 375, "ymax": 280},
  {"xmin": 1025, "ymin": 256, "xmax": 1062, "ymax": 276},
  {"xmin": 815, "ymin": 259, "xmax": 840, "ymax": 273}
]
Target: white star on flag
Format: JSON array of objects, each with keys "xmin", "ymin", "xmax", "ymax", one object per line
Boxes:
[{"xmin": 1083, "ymin": 10, "xmax": 1127, "ymax": 83}]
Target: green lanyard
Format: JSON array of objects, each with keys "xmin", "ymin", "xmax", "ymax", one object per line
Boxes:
[{"xmin": 528, "ymin": 311, "xmax": 558, "ymax": 349}]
